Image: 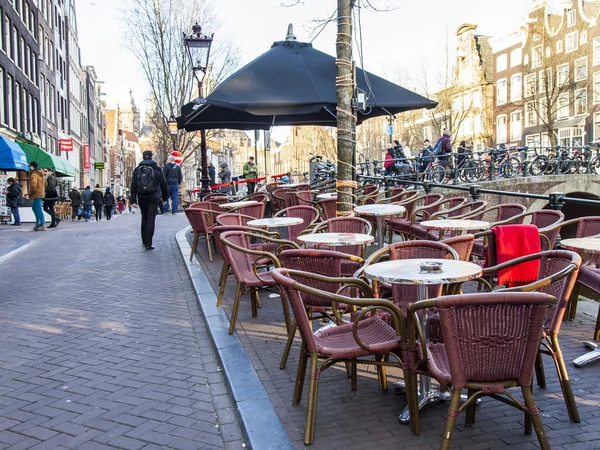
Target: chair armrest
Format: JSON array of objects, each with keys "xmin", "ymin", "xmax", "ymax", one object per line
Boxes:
[
  {"xmin": 429, "ymin": 201, "xmax": 471, "ymax": 220},
  {"xmin": 406, "ymin": 299, "xmax": 439, "ymax": 371}
]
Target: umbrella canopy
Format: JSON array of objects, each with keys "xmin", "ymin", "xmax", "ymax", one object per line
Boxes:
[
  {"xmin": 16, "ymin": 141, "xmax": 77, "ymax": 177},
  {"xmin": 0, "ymin": 136, "xmax": 29, "ymax": 171},
  {"xmin": 179, "ymin": 40, "xmax": 437, "ymax": 131}
]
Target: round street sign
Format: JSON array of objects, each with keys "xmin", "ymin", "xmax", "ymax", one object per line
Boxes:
[{"xmin": 170, "ymin": 151, "xmax": 183, "ymax": 165}]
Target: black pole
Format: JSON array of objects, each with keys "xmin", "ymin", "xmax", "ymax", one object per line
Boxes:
[{"xmin": 198, "ymin": 80, "xmax": 211, "ymax": 195}]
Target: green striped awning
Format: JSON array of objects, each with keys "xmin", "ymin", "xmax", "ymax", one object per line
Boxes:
[{"xmin": 16, "ymin": 141, "xmax": 77, "ymax": 177}]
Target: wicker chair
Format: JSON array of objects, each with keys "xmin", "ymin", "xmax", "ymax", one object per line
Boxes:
[
  {"xmin": 277, "ymin": 249, "xmax": 370, "ymax": 370},
  {"xmin": 216, "ymin": 213, "xmax": 260, "ymax": 227},
  {"xmin": 440, "ymin": 234, "xmax": 475, "ymax": 261},
  {"xmin": 386, "ymin": 193, "xmax": 443, "ymax": 242},
  {"xmin": 294, "ymin": 190, "xmax": 316, "ymax": 207},
  {"xmin": 238, "ymin": 201, "xmax": 266, "ymax": 220},
  {"xmin": 316, "ymin": 198, "xmax": 336, "ymax": 220},
  {"xmin": 220, "ymin": 230, "xmax": 296, "ymax": 334},
  {"xmin": 271, "ymin": 268, "xmax": 409, "ymax": 445},
  {"xmin": 184, "ymin": 204, "xmax": 220, "ymax": 262},
  {"xmin": 573, "ymin": 265, "xmax": 600, "ymax": 340},
  {"xmin": 272, "ymin": 188, "xmax": 294, "ymax": 210},
  {"xmin": 274, "ymin": 205, "xmax": 320, "ymax": 241},
  {"xmin": 247, "ymin": 192, "xmax": 268, "ymax": 203},
  {"xmin": 406, "ymin": 292, "xmax": 556, "ymax": 449},
  {"xmin": 408, "ymin": 197, "xmax": 470, "ymax": 240},
  {"xmin": 468, "ymin": 204, "xmax": 528, "ymax": 259},
  {"xmin": 478, "ymin": 250, "xmax": 582, "ymax": 423}
]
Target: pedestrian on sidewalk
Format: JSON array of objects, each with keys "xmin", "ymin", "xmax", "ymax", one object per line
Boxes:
[
  {"xmin": 243, "ymin": 156, "xmax": 258, "ymax": 194},
  {"xmin": 28, "ymin": 162, "xmax": 46, "ymax": 231},
  {"xmin": 6, "ymin": 177, "xmax": 22, "ymax": 226},
  {"xmin": 82, "ymin": 186, "xmax": 93, "ymax": 221},
  {"xmin": 130, "ymin": 150, "xmax": 168, "ymax": 250},
  {"xmin": 218, "ymin": 162, "xmax": 231, "ymax": 194},
  {"xmin": 208, "ymin": 161, "xmax": 216, "ymax": 186},
  {"xmin": 43, "ymin": 169, "xmax": 60, "ymax": 228},
  {"xmin": 163, "ymin": 155, "xmax": 182, "ymax": 215},
  {"xmin": 91, "ymin": 184, "xmax": 104, "ymax": 221},
  {"xmin": 69, "ymin": 186, "xmax": 81, "ymax": 220},
  {"xmin": 103, "ymin": 187, "xmax": 115, "ymax": 220}
]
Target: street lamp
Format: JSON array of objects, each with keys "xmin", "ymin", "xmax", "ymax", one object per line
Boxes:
[{"xmin": 184, "ymin": 23, "xmax": 214, "ymax": 195}]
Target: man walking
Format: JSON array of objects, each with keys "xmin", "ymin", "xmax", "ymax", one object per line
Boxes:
[
  {"xmin": 243, "ymin": 156, "xmax": 258, "ymax": 195},
  {"xmin": 43, "ymin": 169, "xmax": 60, "ymax": 228},
  {"xmin": 28, "ymin": 162, "xmax": 46, "ymax": 231},
  {"xmin": 6, "ymin": 177, "xmax": 22, "ymax": 226},
  {"xmin": 130, "ymin": 150, "xmax": 168, "ymax": 250},
  {"xmin": 103, "ymin": 187, "xmax": 115, "ymax": 220},
  {"xmin": 69, "ymin": 186, "xmax": 81, "ymax": 220},
  {"xmin": 82, "ymin": 186, "xmax": 93, "ymax": 221},
  {"xmin": 163, "ymin": 155, "xmax": 182, "ymax": 214}
]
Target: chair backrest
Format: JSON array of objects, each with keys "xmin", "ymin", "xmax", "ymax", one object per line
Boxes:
[
  {"xmin": 441, "ymin": 234, "xmax": 475, "ymax": 261},
  {"xmin": 185, "ymin": 204, "xmax": 218, "ymax": 233},
  {"xmin": 239, "ymin": 202, "xmax": 266, "ymax": 219},
  {"xmin": 576, "ymin": 216, "xmax": 600, "ymax": 238},
  {"xmin": 276, "ymin": 205, "xmax": 320, "ymax": 241},
  {"xmin": 266, "ymin": 182, "xmax": 282, "ymax": 196},
  {"xmin": 322, "ymin": 217, "xmax": 372, "ymax": 256},
  {"xmin": 362, "ymin": 184, "xmax": 378, "ymax": 196},
  {"xmin": 279, "ymin": 249, "xmax": 343, "ymax": 307},
  {"xmin": 435, "ymin": 292, "xmax": 554, "ymax": 388},
  {"xmin": 248, "ymin": 192, "xmax": 268, "ymax": 203},
  {"xmin": 205, "ymin": 193, "xmax": 228, "ymax": 201},
  {"xmin": 272, "ymin": 189, "xmax": 294, "ymax": 209},
  {"xmin": 220, "ymin": 230, "xmax": 263, "ymax": 284},
  {"xmin": 295, "ymin": 184, "xmax": 311, "ymax": 191},
  {"xmin": 497, "ymin": 203, "xmax": 527, "ymax": 222},
  {"xmin": 295, "ymin": 190, "xmax": 314, "ymax": 206},
  {"xmin": 416, "ymin": 193, "xmax": 444, "ymax": 220},
  {"xmin": 317, "ymin": 198, "xmax": 337, "ymax": 220},
  {"xmin": 216, "ymin": 213, "xmax": 244, "ymax": 226},
  {"xmin": 445, "ymin": 197, "xmax": 470, "ymax": 218},
  {"xmin": 205, "ymin": 196, "xmax": 231, "ymax": 205},
  {"xmin": 532, "ymin": 210, "xmax": 564, "ymax": 250}
]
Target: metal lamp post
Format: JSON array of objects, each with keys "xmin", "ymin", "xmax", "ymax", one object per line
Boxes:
[{"xmin": 184, "ymin": 23, "xmax": 214, "ymax": 195}]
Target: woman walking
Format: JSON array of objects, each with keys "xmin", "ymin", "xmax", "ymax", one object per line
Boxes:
[
  {"xmin": 103, "ymin": 187, "xmax": 115, "ymax": 220},
  {"xmin": 91, "ymin": 184, "xmax": 104, "ymax": 221}
]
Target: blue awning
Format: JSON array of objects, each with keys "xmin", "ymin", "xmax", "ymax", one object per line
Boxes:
[{"xmin": 0, "ymin": 136, "xmax": 29, "ymax": 171}]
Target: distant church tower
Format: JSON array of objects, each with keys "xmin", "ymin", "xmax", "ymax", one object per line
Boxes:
[{"xmin": 120, "ymin": 90, "xmax": 140, "ymax": 135}]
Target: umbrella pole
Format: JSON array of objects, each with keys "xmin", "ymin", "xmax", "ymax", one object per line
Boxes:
[{"xmin": 335, "ymin": 0, "xmax": 357, "ymax": 216}]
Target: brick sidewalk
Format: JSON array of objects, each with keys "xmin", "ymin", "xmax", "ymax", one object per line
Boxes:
[
  {"xmin": 0, "ymin": 214, "xmax": 244, "ymax": 449},
  {"xmin": 193, "ymin": 234, "xmax": 600, "ymax": 450}
]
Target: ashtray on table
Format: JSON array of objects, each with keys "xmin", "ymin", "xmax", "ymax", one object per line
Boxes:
[{"xmin": 419, "ymin": 262, "xmax": 443, "ymax": 273}]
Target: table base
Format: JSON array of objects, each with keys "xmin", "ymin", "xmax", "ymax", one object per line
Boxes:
[{"xmin": 573, "ymin": 341, "xmax": 600, "ymax": 367}]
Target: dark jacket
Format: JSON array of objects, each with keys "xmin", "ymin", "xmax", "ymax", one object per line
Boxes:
[
  {"xmin": 91, "ymin": 188, "xmax": 104, "ymax": 206},
  {"xmin": 436, "ymin": 136, "xmax": 452, "ymax": 163},
  {"xmin": 208, "ymin": 164, "xmax": 216, "ymax": 186},
  {"xmin": 130, "ymin": 160, "xmax": 168, "ymax": 203},
  {"xmin": 103, "ymin": 191, "xmax": 115, "ymax": 206},
  {"xmin": 82, "ymin": 189, "xmax": 93, "ymax": 206},
  {"xmin": 45, "ymin": 173, "xmax": 59, "ymax": 199},
  {"xmin": 163, "ymin": 162, "xmax": 183, "ymax": 185},
  {"xmin": 69, "ymin": 189, "xmax": 81, "ymax": 206},
  {"xmin": 6, "ymin": 182, "xmax": 22, "ymax": 208}
]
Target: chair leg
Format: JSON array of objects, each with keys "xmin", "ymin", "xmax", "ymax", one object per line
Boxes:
[
  {"xmin": 293, "ymin": 341, "xmax": 308, "ymax": 405},
  {"xmin": 190, "ymin": 233, "xmax": 200, "ymax": 261},
  {"xmin": 407, "ymin": 370, "xmax": 420, "ymax": 436},
  {"xmin": 465, "ymin": 389, "xmax": 477, "ymax": 426},
  {"xmin": 216, "ymin": 265, "xmax": 230, "ymax": 307},
  {"xmin": 441, "ymin": 388, "xmax": 462, "ymax": 450},
  {"xmin": 250, "ymin": 288, "xmax": 259, "ymax": 318},
  {"xmin": 228, "ymin": 283, "xmax": 243, "ymax": 335},
  {"xmin": 567, "ymin": 282, "xmax": 580, "ymax": 320},
  {"xmin": 304, "ymin": 352, "xmax": 320, "ymax": 445},
  {"xmin": 280, "ymin": 293, "xmax": 292, "ymax": 334},
  {"xmin": 376, "ymin": 356, "xmax": 388, "ymax": 392},
  {"xmin": 217, "ymin": 262, "xmax": 227, "ymax": 287},
  {"xmin": 280, "ymin": 321, "xmax": 297, "ymax": 370},
  {"xmin": 549, "ymin": 335, "xmax": 580, "ymax": 423},
  {"xmin": 595, "ymin": 303, "xmax": 600, "ymax": 341},
  {"xmin": 535, "ymin": 351, "xmax": 546, "ymax": 389},
  {"xmin": 205, "ymin": 233, "xmax": 213, "ymax": 262},
  {"xmin": 522, "ymin": 385, "xmax": 551, "ymax": 450},
  {"xmin": 350, "ymin": 361, "xmax": 357, "ymax": 391}
]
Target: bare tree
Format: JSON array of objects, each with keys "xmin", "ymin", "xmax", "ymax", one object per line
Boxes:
[{"xmin": 123, "ymin": 0, "xmax": 240, "ymax": 165}]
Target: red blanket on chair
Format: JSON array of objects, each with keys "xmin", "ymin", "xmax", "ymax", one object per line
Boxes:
[{"xmin": 492, "ymin": 224, "xmax": 541, "ymax": 287}]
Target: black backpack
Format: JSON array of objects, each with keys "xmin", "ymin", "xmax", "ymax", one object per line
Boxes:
[{"xmin": 136, "ymin": 165, "xmax": 157, "ymax": 194}]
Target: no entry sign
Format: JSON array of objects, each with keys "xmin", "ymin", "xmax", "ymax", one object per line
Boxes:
[{"xmin": 170, "ymin": 151, "xmax": 183, "ymax": 165}]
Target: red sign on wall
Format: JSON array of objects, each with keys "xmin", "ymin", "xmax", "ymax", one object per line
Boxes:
[
  {"xmin": 59, "ymin": 139, "xmax": 73, "ymax": 152},
  {"xmin": 83, "ymin": 144, "xmax": 91, "ymax": 171}
]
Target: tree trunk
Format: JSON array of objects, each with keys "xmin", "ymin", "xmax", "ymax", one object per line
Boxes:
[{"xmin": 335, "ymin": 0, "xmax": 356, "ymax": 216}]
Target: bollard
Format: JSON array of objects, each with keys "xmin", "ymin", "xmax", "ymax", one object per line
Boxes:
[
  {"xmin": 548, "ymin": 192, "xmax": 564, "ymax": 211},
  {"xmin": 522, "ymin": 147, "xmax": 528, "ymax": 178},
  {"xmin": 469, "ymin": 185, "xmax": 482, "ymax": 201},
  {"xmin": 423, "ymin": 182, "xmax": 432, "ymax": 194},
  {"xmin": 489, "ymin": 150, "xmax": 496, "ymax": 181}
]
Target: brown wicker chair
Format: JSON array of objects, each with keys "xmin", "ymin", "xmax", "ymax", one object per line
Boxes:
[
  {"xmin": 274, "ymin": 205, "xmax": 320, "ymax": 241},
  {"xmin": 220, "ymin": 230, "xmax": 296, "ymax": 334},
  {"xmin": 468, "ymin": 203, "xmax": 528, "ymax": 258},
  {"xmin": 406, "ymin": 292, "xmax": 556, "ymax": 449},
  {"xmin": 574, "ymin": 265, "xmax": 600, "ymax": 340},
  {"xmin": 311, "ymin": 216, "xmax": 373, "ymax": 260},
  {"xmin": 271, "ymin": 268, "xmax": 410, "ymax": 445},
  {"xmin": 216, "ymin": 212, "xmax": 260, "ymax": 227},
  {"xmin": 440, "ymin": 234, "xmax": 475, "ymax": 261},
  {"xmin": 294, "ymin": 190, "xmax": 316, "ymax": 207},
  {"xmin": 386, "ymin": 193, "xmax": 443, "ymax": 242},
  {"xmin": 238, "ymin": 201, "xmax": 266, "ymax": 220},
  {"xmin": 316, "ymin": 198, "xmax": 336, "ymax": 220},
  {"xmin": 408, "ymin": 197, "xmax": 470, "ymax": 240},
  {"xmin": 184, "ymin": 203, "xmax": 220, "ymax": 262}
]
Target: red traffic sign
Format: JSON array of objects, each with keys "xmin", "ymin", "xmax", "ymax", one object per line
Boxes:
[{"xmin": 170, "ymin": 151, "xmax": 183, "ymax": 165}]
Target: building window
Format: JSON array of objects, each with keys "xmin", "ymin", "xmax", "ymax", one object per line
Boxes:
[
  {"xmin": 510, "ymin": 111, "xmax": 522, "ymax": 142},
  {"xmin": 581, "ymin": 31, "xmax": 587, "ymax": 46},
  {"xmin": 557, "ymin": 93, "xmax": 569, "ymax": 119},
  {"xmin": 525, "ymin": 73, "xmax": 536, "ymax": 97},
  {"xmin": 496, "ymin": 78, "xmax": 507, "ymax": 105},
  {"xmin": 558, "ymin": 63, "xmax": 569, "ymax": 86},
  {"xmin": 0, "ymin": 67, "xmax": 4, "ymax": 125},
  {"xmin": 525, "ymin": 102, "xmax": 537, "ymax": 127},
  {"xmin": 11, "ymin": 25, "xmax": 16, "ymax": 61},
  {"xmin": 473, "ymin": 113, "xmax": 481, "ymax": 134},
  {"xmin": 594, "ymin": 37, "xmax": 600, "ymax": 66},
  {"xmin": 532, "ymin": 45, "xmax": 542, "ymax": 68},
  {"xmin": 594, "ymin": 72, "xmax": 600, "ymax": 104},
  {"xmin": 556, "ymin": 40, "xmax": 563, "ymax": 53},
  {"xmin": 496, "ymin": 115, "xmax": 507, "ymax": 144},
  {"xmin": 567, "ymin": 9, "xmax": 576, "ymax": 27},
  {"xmin": 594, "ymin": 113, "xmax": 600, "ymax": 141},
  {"xmin": 511, "ymin": 73, "xmax": 522, "ymax": 102},
  {"xmin": 575, "ymin": 58, "xmax": 587, "ymax": 81},
  {"xmin": 473, "ymin": 90, "xmax": 481, "ymax": 108},
  {"xmin": 510, "ymin": 48, "xmax": 522, "ymax": 67},
  {"xmin": 496, "ymin": 54, "xmax": 507, "ymax": 72},
  {"xmin": 526, "ymin": 134, "xmax": 540, "ymax": 149},
  {"xmin": 566, "ymin": 31, "xmax": 578, "ymax": 53},
  {"xmin": 6, "ymin": 74, "xmax": 12, "ymax": 129},
  {"xmin": 575, "ymin": 88, "xmax": 587, "ymax": 115},
  {"xmin": 539, "ymin": 68, "xmax": 552, "ymax": 93},
  {"xmin": 539, "ymin": 97, "xmax": 549, "ymax": 120},
  {"xmin": 15, "ymin": 82, "xmax": 20, "ymax": 132}
]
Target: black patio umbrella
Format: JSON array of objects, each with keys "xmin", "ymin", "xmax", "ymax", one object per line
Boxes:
[{"xmin": 178, "ymin": 39, "xmax": 437, "ymax": 131}]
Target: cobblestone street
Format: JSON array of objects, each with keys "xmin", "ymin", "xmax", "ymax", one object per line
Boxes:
[{"xmin": 0, "ymin": 214, "xmax": 244, "ymax": 449}]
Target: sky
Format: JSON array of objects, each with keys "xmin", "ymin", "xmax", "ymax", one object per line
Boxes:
[{"xmin": 75, "ymin": 0, "xmax": 532, "ymax": 130}]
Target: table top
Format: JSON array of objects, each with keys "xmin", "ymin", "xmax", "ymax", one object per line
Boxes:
[
  {"xmin": 247, "ymin": 217, "xmax": 304, "ymax": 228},
  {"xmin": 317, "ymin": 193, "xmax": 337, "ymax": 200},
  {"xmin": 420, "ymin": 219, "xmax": 491, "ymax": 231},
  {"xmin": 560, "ymin": 237, "xmax": 600, "ymax": 254},
  {"xmin": 354, "ymin": 204, "xmax": 406, "ymax": 217},
  {"xmin": 297, "ymin": 232, "xmax": 374, "ymax": 246},
  {"xmin": 219, "ymin": 200, "xmax": 259, "ymax": 210},
  {"xmin": 364, "ymin": 258, "xmax": 482, "ymax": 285},
  {"xmin": 279, "ymin": 183, "xmax": 303, "ymax": 189}
]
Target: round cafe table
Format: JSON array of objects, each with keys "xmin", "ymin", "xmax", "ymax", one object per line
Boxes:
[
  {"xmin": 364, "ymin": 258, "xmax": 482, "ymax": 423},
  {"xmin": 219, "ymin": 200, "xmax": 258, "ymax": 211},
  {"xmin": 297, "ymin": 232, "xmax": 374, "ymax": 247},
  {"xmin": 354, "ymin": 204, "xmax": 406, "ymax": 248},
  {"xmin": 560, "ymin": 237, "xmax": 600, "ymax": 368},
  {"xmin": 421, "ymin": 219, "xmax": 490, "ymax": 240},
  {"xmin": 279, "ymin": 183, "xmax": 302, "ymax": 189},
  {"xmin": 316, "ymin": 193, "xmax": 337, "ymax": 200},
  {"xmin": 247, "ymin": 217, "xmax": 303, "ymax": 229}
]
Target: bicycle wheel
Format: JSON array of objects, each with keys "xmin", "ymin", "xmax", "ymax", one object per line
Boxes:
[
  {"xmin": 590, "ymin": 157, "xmax": 600, "ymax": 174},
  {"xmin": 558, "ymin": 157, "xmax": 574, "ymax": 174},
  {"xmin": 529, "ymin": 156, "xmax": 547, "ymax": 176},
  {"xmin": 432, "ymin": 165, "xmax": 446, "ymax": 184},
  {"xmin": 502, "ymin": 157, "xmax": 521, "ymax": 178},
  {"xmin": 572, "ymin": 156, "xmax": 587, "ymax": 174}
]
